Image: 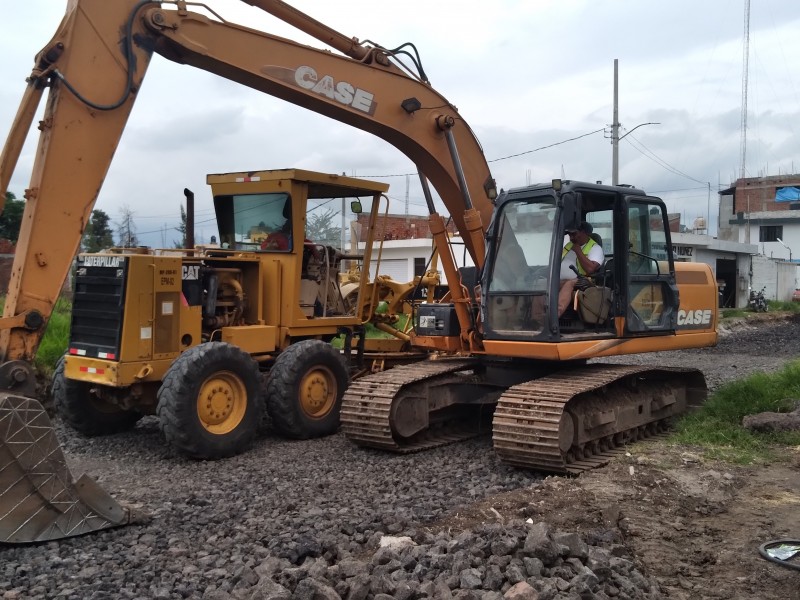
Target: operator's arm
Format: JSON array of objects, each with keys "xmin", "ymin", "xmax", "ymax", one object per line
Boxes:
[{"xmin": 573, "ymin": 244, "xmax": 602, "ymax": 275}]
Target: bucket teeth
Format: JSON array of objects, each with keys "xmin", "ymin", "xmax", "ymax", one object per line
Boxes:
[{"xmin": 0, "ymin": 394, "xmax": 133, "ymax": 544}]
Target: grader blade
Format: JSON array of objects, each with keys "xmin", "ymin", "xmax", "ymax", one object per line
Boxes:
[{"xmin": 0, "ymin": 394, "xmax": 133, "ymax": 544}]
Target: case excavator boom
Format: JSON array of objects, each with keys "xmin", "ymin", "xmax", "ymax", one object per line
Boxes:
[{"xmin": 0, "ymin": 0, "xmax": 496, "ymax": 544}]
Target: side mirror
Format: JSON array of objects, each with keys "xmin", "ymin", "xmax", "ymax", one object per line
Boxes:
[{"xmin": 350, "ymin": 200, "xmax": 363, "ymax": 214}]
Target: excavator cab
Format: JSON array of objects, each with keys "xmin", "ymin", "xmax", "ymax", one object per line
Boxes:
[{"xmin": 481, "ymin": 180, "xmax": 680, "ymax": 342}]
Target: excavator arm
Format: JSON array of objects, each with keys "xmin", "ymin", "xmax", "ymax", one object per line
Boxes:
[
  {"xmin": 1, "ymin": 0, "xmax": 495, "ymax": 369},
  {"xmin": 0, "ymin": 0, "xmax": 495, "ymax": 542}
]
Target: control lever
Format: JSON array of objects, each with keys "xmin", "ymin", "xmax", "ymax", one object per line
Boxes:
[{"xmin": 570, "ymin": 265, "xmax": 592, "ymax": 291}]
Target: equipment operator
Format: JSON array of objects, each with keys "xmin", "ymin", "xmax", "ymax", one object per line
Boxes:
[{"xmin": 558, "ymin": 221, "xmax": 603, "ymax": 317}]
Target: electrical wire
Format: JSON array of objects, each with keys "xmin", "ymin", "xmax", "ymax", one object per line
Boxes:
[
  {"xmin": 623, "ymin": 134, "xmax": 708, "ymax": 186},
  {"xmin": 487, "ymin": 128, "xmax": 606, "ymax": 163},
  {"xmin": 360, "ymin": 127, "xmax": 607, "ymax": 179}
]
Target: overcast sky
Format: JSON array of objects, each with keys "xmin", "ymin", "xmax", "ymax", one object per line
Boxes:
[{"xmin": 1, "ymin": 0, "xmax": 798, "ymax": 247}]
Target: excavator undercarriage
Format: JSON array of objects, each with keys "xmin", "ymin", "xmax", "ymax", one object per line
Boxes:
[
  {"xmin": 492, "ymin": 364, "xmax": 707, "ymax": 473},
  {"xmin": 342, "ymin": 360, "xmax": 708, "ymax": 473}
]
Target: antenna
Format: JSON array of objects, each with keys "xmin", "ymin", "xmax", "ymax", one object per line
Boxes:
[{"xmin": 739, "ymin": 0, "xmax": 750, "ymax": 179}]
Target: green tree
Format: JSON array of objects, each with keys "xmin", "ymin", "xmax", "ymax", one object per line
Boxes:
[
  {"xmin": 306, "ymin": 207, "xmax": 342, "ymax": 247},
  {"xmin": 82, "ymin": 209, "xmax": 115, "ymax": 252},
  {"xmin": 0, "ymin": 191, "xmax": 25, "ymax": 243},
  {"xmin": 174, "ymin": 204, "xmax": 187, "ymax": 248}
]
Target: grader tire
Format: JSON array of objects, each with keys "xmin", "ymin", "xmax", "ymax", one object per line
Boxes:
[
  {"xmin": 157, "ymin": 342, "xmax": 262, "ymax": 459},
  {"xmin": 266, "ymin": 339, "xmax": 349, "ymax": 439},
  {"xmin": 52, "ymin": 356, "xmax": 142, "ymax": 436}
]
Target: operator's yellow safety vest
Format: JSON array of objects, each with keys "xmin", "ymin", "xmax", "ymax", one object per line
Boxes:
[{"xmin": 562, "ymin": 238, "xmax": 597, "ymax": 276}]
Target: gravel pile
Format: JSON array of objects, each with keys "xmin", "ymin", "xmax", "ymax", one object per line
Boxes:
[{"xmin": 2, "ymin": 316, "xmax": 797, "ymax": 600}]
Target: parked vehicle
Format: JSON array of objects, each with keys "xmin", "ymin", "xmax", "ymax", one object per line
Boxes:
[{"xmin": 749, "ymin": 287, "xmax": 769, "ymax": 312}]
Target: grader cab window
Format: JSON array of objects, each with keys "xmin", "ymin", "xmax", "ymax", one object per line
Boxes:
[{"xmin": 215, "ymin": 193, "xmax": 291, "ymax": 251}]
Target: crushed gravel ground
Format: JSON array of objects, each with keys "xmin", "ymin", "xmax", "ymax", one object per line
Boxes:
[{"xmin": 1, "ymin": 314, "xmax": 798, "ymax": 599}]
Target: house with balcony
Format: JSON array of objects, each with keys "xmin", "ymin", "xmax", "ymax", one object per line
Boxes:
[{"xmin": 718, "ymin": 173, "xmax": 800, "ymax": 301}]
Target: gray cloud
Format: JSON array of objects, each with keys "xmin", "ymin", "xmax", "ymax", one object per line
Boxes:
[{"xmin": 1, "ymin": 0, "xmax": 798, "ymax": 247}]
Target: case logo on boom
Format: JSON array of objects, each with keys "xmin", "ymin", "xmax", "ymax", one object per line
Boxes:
[
  {"xmin": 294, "ymin": 66, "xmax": 375, "ymax": 114},
  {"xmin": 677, "ymin": 309, "xmax": 712, "ymax": 327},
  {"xmin": 260, "ymin": 65, "xmax": 376, "ymax": 115}
]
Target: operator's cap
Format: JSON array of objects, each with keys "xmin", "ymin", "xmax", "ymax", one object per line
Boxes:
[{"xmin": 565, "ymin": 221, "xmax": 593, "ymax": 234}]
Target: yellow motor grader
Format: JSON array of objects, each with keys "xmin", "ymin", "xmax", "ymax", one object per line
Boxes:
[{"xmin": 55, "ymin": 168, "xmax": 411, "ymax": 460}]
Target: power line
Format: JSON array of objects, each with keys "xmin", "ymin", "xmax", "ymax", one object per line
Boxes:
[
  {"xmin": 623, "ymin": 134, "xmax": 708, "ymax": 186},
  {"xmin": 487, "ymin": 128, "xmax": 607, "ymax": 163},
  {"xmin": 650, "ymin": 186, "xmax": 710, "ymax": 194},
  {"xmin": 129, "ymin": 127, "xmax": 614, "ymax": 235},
  {"xmin": 358, "ymin": 127, "xmax": 607, "ymax": 178}
]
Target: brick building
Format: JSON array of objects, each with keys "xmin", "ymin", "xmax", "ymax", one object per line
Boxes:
[
  {"xmin": 718, "ymin": 173, "xmax": 800, "ymax": 251},
  {"xmin": 717, "ymin": 173, "xmax": 800, "ymax": 301},
  {"xmin": 353, "ymin": 213, "xmax": 457, "ymax": 242}
]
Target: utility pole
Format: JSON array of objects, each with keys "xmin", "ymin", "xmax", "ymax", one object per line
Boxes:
[
  {"xmin": 341, "ymin": 172, "xmax": 347, "ymax": 251},
  {"xmin": 611, "ymin": 59, "xmax": 620, "ymax": 186},
  {"xmin": 610, "ymin": 60, "xmax": 659, "ymax": 186}
]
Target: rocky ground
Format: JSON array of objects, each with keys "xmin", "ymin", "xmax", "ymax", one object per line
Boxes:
[{"xmin": 1, "ymin": 314, "xmax": 799, "ymax": 599}]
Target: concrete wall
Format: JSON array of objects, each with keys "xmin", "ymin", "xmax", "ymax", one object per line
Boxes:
[{"xmin": 749, "ymin": 255, "xmax": 798, "ymax": 301}]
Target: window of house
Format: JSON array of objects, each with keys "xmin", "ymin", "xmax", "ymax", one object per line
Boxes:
[
  {"xmin": 414, "ymin": 257, "xmax": 426, "ymax": 277},
  {"xmin": 759, "ymin": 225, "xmax": 783, "ymax": 242}
]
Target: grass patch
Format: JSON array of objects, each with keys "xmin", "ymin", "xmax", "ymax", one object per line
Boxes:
[
  {"xmin": 672, "ymin": 360, "xmax": 800, "ymax": 464},
  {"xmin": 721, "ymin": 304, "xmax": 800, "ymax": 320},
  {"xmin": 0, "ymin": 295, "xmax": 71, "ymax": 380},
  {"xmin": 768, "ymin": 300, "xmax": 800, "ymax": 313},
  {"xmin": 35, "ymin": 296, "xmax": 71, "ymax": 378}
]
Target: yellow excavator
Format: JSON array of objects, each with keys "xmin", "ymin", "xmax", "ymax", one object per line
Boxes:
[{"xmin": 0, "ymin": 0, "xmax": 716, "ymax": 543}]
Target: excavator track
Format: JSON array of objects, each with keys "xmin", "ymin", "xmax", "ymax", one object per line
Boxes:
[
  {"xmin": 341, "ymin": 358, "xmax": 483, "ymax": 453},
  {"xmin": 492, "ymin": 364, "xmax": 707, "ymax": 474}
]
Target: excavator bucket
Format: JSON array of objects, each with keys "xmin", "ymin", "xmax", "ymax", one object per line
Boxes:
[{"xmin": 0, "ymin": 394, "xmax": 133, "ymax": 544}]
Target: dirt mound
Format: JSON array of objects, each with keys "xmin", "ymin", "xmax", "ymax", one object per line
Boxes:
[{"xmin": 433, "ymin": 440, "xmax": 800, "ymax": 599}]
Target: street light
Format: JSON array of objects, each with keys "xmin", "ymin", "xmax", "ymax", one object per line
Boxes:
[
  {"xmin": 611, "ymin": 121, "xmax": 660, "ymax": 185},
  {"xmin": 610, "ymin": 58, "xmax": 661, "ymax": 185},
  {"xmin": 777, "ymin": 237, "xmax": 792, "ymax": 262}
]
